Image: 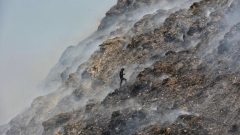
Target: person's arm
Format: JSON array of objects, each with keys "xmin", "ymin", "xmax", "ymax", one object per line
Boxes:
[{"xmin": 120, "ymin": 71, "xmax": 123, "ymax": 76}]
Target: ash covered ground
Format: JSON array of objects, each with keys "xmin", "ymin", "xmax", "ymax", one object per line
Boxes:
[{"xmin": 2, "ymin": 0, "xmax": 240, "ymax": 135}]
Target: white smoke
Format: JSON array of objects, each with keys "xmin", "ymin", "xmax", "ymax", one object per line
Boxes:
[{"xmin": 0, "ymin": 0, "xmax": 118, "ymax": 128}]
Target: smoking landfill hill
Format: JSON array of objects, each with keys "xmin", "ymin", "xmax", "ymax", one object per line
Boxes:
[{"xmin": 1, "ymin": 0, "xmax": 240, "ymax": 134}]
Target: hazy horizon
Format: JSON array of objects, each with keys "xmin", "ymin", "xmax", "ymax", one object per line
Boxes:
[{"xmin": 0, "ymin": 0, "xmax": 117, "ymax": 125}]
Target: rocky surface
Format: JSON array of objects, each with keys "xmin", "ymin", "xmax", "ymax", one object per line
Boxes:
[
  {"xmin": 0, "ymin": 124, "xmax": 9, "ymax": 135},
  {"xmin": 1, "ymin": 0, "xmax": 240, "ymax": 134}
]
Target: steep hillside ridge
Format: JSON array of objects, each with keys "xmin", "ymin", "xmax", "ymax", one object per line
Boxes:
[
  {"xmin": 1, "ymin": 0, "xmax": 240, "ymax": 135},
  {"xmin": 42, "ymin": 0, "xmax": 198, "ymax": 89},
  {"xmin": 1, "ymin": 0, "xmax": 199, "ymax": 135},
  {"xmin": 41, "ymin": 0, "xmax": 240, "ymax": 134}
]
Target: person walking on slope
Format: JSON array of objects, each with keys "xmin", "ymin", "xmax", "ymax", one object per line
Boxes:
[{"xmin": 120, "ymin": 68, "xmax": 127, "ymax": 87}]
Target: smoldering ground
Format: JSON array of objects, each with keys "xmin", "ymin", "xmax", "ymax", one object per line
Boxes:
[
  {"xmin": 43, "ymin": 0, "xmax": 201, "ymax": 89},
  {"xmin": 5, "ymin": 0, "xmax": 239, "ymax": 134}
]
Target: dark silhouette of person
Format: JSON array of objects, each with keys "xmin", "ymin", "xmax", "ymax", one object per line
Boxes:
[{"xmin": 120, "ymin": 68, "xmax": 127, "ymax": 87}]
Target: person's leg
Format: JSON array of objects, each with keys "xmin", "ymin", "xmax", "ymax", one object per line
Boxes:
[{"xmin": 120, "ymin": 79, "xmax": 123, "ymax": 87}]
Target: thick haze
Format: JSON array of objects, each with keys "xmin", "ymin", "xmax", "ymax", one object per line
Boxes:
[{"xmin": 0, "ymin": 0, "xmax": 117, "ymax": 125}]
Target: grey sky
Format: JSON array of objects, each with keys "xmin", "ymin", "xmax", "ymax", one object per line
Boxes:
[{"xmin": 0, "ymin": 0, "xmax": 117, "ymax": 125}]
